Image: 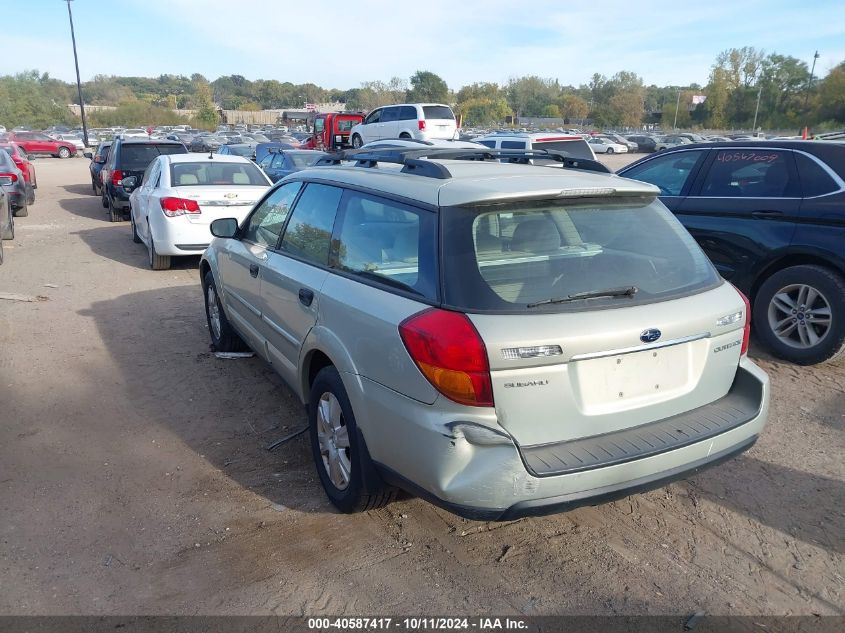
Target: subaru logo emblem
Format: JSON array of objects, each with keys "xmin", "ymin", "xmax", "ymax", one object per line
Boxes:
[{"xmin": 640, "ymin": 328, "xmax": 661, "ymax": 343}]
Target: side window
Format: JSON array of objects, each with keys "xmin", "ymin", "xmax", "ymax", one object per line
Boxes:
[
  {"xmin": 314, "ymin": 118, "xmax": 325, "ymax": 133},
  {"xmin": 336, "ymin": 192, "xmax": 437, "ymax": 299},
  {"xmin": 271, "ymin": 154, "xmax": 286, "ymax": 169},
  {"xmin": 364, "ymin": 109, "xmax": 382, "ymax": 125},
  {"xmin": 501, "ymin": 140, "xmax": 526, "ymax": 150},
  {"xmin": 381, "ymin": 107, "xmax": 400, "ymax": 123},
  {"xmin": 142, "ymin": 159, "xmax": 158, "ymax": 186},
  {"xmin": 700, "ymin": 150, "xmax": 797, "ymax": 197},
  {"xmin": 242, "ymin": 182, "xmax": 302, "ymax": 247},
  {"xmin": 399, "ymin": 106, "xmax": 417, "ymax": 121},
  {"xmin": 279, "ymin": 183, "xmax": 343, "ymax": 265},
  {"xmin": 477, "ymin": 140, "xmax": 496, "ymax": 149},
  {"xmin": 258, "ymin": 154, "xmax": 273, "ymax": 169},
  {"xmin": 622, "ymin": 150, "xmax": 706, "ymax": 196},
  {"xmin": 794, "ymin": 153, "xmax": 839, "ymax": 197}
]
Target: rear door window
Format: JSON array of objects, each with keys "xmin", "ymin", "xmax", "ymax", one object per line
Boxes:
[
  {"xmin": 422, "ymin": 106, "xmax": 454, "ymax": 120},
  {"xmin": 699, "ymin": 150, "xmax": 798, "ymax": 197},
  {"xmin": 794, "ymin": 152, "xmax": 840, "ymax": 197},
  {"xmin": 381, "ymin": 107, "xmax": 400, "ymax": 123},
  {"xmin": 622, "ymin": 150, "xmax": 707, "ymax": 196},
  {"xmin": 334, "ymin": 191, "xmax": 437, "ymax": 300},
  {"xmin": 279, "ymin": 183, "xmax": 343, "ymax": 265},
  {"xmin": 399, "ymin": 106, "xmax": 418, "ymax": 121},
  {"xmin": 120, "ymin": 144, "xmax": 186, "ymax": 170}
]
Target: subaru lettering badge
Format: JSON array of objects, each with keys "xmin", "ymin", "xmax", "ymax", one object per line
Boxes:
[{"xmin": 640, "ymin": 328, "xmax": 661, "ymax": 343}]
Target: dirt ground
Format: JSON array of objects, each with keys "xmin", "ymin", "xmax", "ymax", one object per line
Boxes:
[{"xmin": 0, "ymin": 155, "xmax": 842, "ymax": 617}]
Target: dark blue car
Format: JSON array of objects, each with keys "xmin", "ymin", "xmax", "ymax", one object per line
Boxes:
[
  {"xmin": 618, "ymin": 140, "xmax": 845, "ymax": 365},
  {"xmin": 85, "ymin": 141, "xmax": 112, "ymax": 196},
  {"xmin": 257, "ymin": 149, "xmax": 328, "ymax": 183}
]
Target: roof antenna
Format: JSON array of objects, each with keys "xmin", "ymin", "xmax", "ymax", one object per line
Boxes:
[{"xmin": 209, "ymin": 150, "xmax": 213, "ymax": 159}]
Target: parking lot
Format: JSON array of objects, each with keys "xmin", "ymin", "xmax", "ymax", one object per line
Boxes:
[{"xmin": 0, "ymin": 155, "xmax": 843, "ymax": 616}]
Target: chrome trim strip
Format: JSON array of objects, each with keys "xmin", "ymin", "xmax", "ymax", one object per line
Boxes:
[
  {"xmin": 261, "ymin": 314, "xmax": 299, "ymax": 346},
  {"xmin": 569, "ymin": 332, "xmax": 711, "ymax": 361},
  {"xmin": 227, "ymin": 288, "xmax": 261, "ymax": 317}
]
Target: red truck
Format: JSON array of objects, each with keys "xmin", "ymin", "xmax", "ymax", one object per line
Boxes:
[{"xmin": 299, "ymin": 112, "xmax": 364, "ymax": 151}]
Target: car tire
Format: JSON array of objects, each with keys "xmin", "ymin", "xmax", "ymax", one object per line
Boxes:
[
  {"xmin": 753, "ymin": 265, "xmax": 845, "ymax": 365},
  {"xmin": 130, "ymin": 215, "xmax": 142, "ymax": 244},
  {"xmin": 26, "ymin": 184, "xmax": 35, "ymax": 205},
  {"xmin": 308, "ymin": 366, "xmax": 396, "ymax": 513},
  {"xmin": 58, "ymin": 147, "xmax": 71, "ymax": 159},
  {"xmin": 148, "ymin": 234, "xmax": 171, "ymax": 270},
  {"xmin": 102, "ymin": 192, "xmax": 109, "ymax": 209},
  {"xmin": 91, "ymin": 179, "xmax": 98, "ymax": 195},
  {"xmin": 1, "ymin": 208, "xmax": 13, "ymax": 240},
  {"xmin": 13, "ymin": 200, "xmax": 27, "ymax": 217},
  {"xmin": 203, "ymin": 270, "xmax": 247, "ymax": 352},
  {"xmin": 351, "ymin": 134, "xmax": 363, "ymax": 149},
  {"xmin": 606, "ymin": 147, "xmax": 614, "ymax": 154},
  {"xmin": 399, "ymin": 132, "xmax": 411, "ymax": 139},
  {"xmin": 108, "ymin": 197, "xmax": 122, "ymax": 223}
]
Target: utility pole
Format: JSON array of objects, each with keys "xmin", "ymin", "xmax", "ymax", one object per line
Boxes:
[
  {"xmin": 752, "ymin": 85, "xmax": 762, "ymax": 131},
  {"xmin": 804, "ymin": 50, "xmax": 820, "ymax": 111},
  {"xmin": 673, "ymin": 89, "xmax": 681, "ymax": 129},
  {"xmin": 65, "ymin": 0, "xmax": 88, "ymax": 147}
]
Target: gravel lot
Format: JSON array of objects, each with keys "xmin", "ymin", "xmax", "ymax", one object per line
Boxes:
[{"xmin": 0, "ymin": 155, "xmax": 842, "ymax": 617}]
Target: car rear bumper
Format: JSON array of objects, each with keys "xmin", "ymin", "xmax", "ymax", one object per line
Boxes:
[
  {"xmin": 151, "ymin": 218, "xmax": 215, "ymax": 256},
  {"xmin": 357, "ymin": 357, "xmax": 769, "ymax": 520}
]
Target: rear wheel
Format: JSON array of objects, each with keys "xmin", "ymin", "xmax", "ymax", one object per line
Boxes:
[
  {"xmin": 108, "ymin": 197, "xmax": 122, "ymax": 223},
  {"xmin": 148, "ymin": 234, "xmax": 171, "ymax": 270},
  {"xmin": 101, "ymin": 192, "xmax": 109, "ymax": 209},
  {"xmin": 57, "ymin": 147, "xmax": 71, "ymax": 159},
  {"xmin": 13, "ymin": 200, "xmax": 27, "ymax": 217},
  {"xmin": 753, "ymin": 265, "xmax": 845, "ymax": 365},
  {"xmin": 26, "ymin": 184, "xmax": 35, "ymax": 205},
  {"xmin": 399, "ymin": 132, "xmax": 411, "ymax": 139},
  {"xmin": 308, "ymin": 366, "xmax": 396, "ymax": 513},
  {"xmin": 1, "ymin": 206, "xmax": 13, "ymax": 240},
  {"xmin": 203, "ymin": 270, "xmax": 246, "ymax": 352},
  {"xmin": 351, "ymin": 134, "xmax": 363, "ymax": 149}
]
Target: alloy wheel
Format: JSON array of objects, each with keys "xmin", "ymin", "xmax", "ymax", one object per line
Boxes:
[
  {"xmin": 316, "ymin": 392, "xmax": 351, "ymax": 490},
  {"xmin": 767, "ymin": 283, "xmax": 832, "ymax": 349}
]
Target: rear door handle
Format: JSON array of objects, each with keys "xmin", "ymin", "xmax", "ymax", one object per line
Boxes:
[
  {"xmin": 249, "ymin": 263, "xmax": 259, "ymax": 278},
  {"xmin": 751, "ymin": 210, "xmax": 784, "ymax": 219},
  {"xmin": 298, "ymin": 288, "xmax": 314, "ymax": 306}
]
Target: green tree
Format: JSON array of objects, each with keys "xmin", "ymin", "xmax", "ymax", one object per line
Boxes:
[
  {"xmin": 557, "ymin": 94, "xmax": 589, "ymax": 122},
  {"xmin": 406, "ymin": 70, "xmax": 449, "ymax": 103},
  {"xmin": 703, "ymin": 67, "xmax": 730, "ymax": 128},
  {"xmin": 815, "ymin": 61, "xmax": 845, "ymax": 123},
  {"xmin": 192, "ymin": 80, "xmax": 218, "ymax": 129},
  {"xmin": 458, "ymin": 97, "xmax": 511, "ymax": 126},
  {"xmin": 542, "ymin": 104, "xmax": 561, "ymax": 118}
]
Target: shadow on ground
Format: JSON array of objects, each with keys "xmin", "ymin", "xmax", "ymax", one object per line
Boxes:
[{"xmin": 74, "ymin": 224, "xmax": 200, "ymax": 271}]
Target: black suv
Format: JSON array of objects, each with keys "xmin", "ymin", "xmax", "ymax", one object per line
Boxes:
[
  {"xmin": 100, "ymin": 138, "xmax": 187, "ymax": 222},
  {"xmin": 619, "ymin": 140, "xmax": 845, "ymax": 365}
]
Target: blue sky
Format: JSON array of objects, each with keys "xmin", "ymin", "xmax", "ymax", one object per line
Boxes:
[{"xmin": 6, "ymin": 0, "xmax": 845, "ymax": 89}]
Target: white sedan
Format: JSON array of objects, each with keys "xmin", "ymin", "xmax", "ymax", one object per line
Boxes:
[
  {"xmin": 587, "ymin": 137, "xmax": 629, "ymax": 154},
  {"xmin": 129, "ymin": 154, "xmax": 271, "ymax": 270}
]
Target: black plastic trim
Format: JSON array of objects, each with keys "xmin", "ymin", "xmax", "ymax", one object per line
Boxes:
[{"xmin": 175, "ymin": 243, "xmax": 210, "ymax": 251}]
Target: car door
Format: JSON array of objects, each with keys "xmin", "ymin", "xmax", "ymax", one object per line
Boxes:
[
  {"xmin": 675, "ymin": 147, "xmax": 801, "ymax": 290},
  {"xmin": 620, "ymin": 147, "xmax": 708, "ymax": 209},
  {"xmin": 217, "ymin": 181, "xmax": 303, "ymax": 355},
  {"xmin": 379, "ymin": 106, "xmax": 400, "ymax": 139},
  {"xmin": 260, "ymin": 183, "xmax": 343, "ymax": 384},
  {"xmin": 135, "ymin": 158, "xmax": 163, "ymax": 242},
  {"xmin": 360, "ymin": 108, "xmax": 382, "ymax": 143}
]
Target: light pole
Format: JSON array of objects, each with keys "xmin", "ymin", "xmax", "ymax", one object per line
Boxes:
[
  {"xmin": 804, "ymin": 50, "xmax": 820, "ymax": 111},
  {"xmin": 672, "ymin": 89, "xmax": 681, "ymax": 130},
  {"xmin": 752, "ymin": 85, "xmax": 762, "ymax": 131},
  {"xmin": 65, "ymin": 0, "xmax": 88, "ymax": 147}
]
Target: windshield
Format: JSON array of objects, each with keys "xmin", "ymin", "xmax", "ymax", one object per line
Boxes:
[
  {"xmin": 441, "ymin": 197, "xmax": 719, "ymax": 312},
  {"xmin": 120, "ymin": 144, "xmax": 186, "ymax": 170},
  {"xmin": 170, "ymin": 161, "xmax": 268, "ymax": 186}
]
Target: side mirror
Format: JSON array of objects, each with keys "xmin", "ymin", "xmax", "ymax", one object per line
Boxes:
[
  {"xmin": 121, "ymin": 176, "xmax": 138, "ymax": 191},
  {"xmin": 83, "ymin": 151, "xmax": 93, "ymax": 159},
  {"xmin": 95, "ymin": 156, "xmax": 106, "ymax": 164},
  {"xmin": 210, "ymin": 218, "xmax": 238, "ymax": 238}
]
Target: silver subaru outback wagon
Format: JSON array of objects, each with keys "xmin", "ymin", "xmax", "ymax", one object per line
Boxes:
[{"xmin": 200, "ymin": 148, "xmax": 769, "ymax": 520}]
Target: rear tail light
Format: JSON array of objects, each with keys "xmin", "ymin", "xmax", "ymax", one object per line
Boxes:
[
  {"xmin": 399, "ymin": 308, "xmax": 493, "ymax": 407},
  {"xmin": 160, "ymin": 197, "xmax": 201, "ymax": 217},
  {"xmin": 418, "ymin": 120, "xmax": 426, "ymax": 131},
  {"xmin": 0, "ymin": 172, "xmax": 18, "ymax": 183},
  {"xmin": 111, "ymin": 169, "xmax": 123, "ymax": 186},
  {"xmin": 736, "ymin": 287, "xmax": 751, "ymax": 356}
]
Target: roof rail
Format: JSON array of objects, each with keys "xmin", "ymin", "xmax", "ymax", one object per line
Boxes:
[{"xmin": 314, "ymin": 148, "xmax": 610, "ymax": 178}]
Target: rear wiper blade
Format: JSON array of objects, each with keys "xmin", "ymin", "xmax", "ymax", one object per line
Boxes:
[{"xmin": 527, "ymin": 286, "xmax": 638, "ymax": 308}]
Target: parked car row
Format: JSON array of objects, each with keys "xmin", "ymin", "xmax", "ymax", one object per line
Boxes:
[{"xmin": 0, "ymin": 143, "xmax": 39, "ymax": 265}]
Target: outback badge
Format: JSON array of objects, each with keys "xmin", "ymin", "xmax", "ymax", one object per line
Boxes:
[{"xmin": 640, "ymin": 328, "xmax": 661, "ymax": 343}]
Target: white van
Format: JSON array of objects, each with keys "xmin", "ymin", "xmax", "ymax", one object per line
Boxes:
[
  {"xmin": 349, "ymin": 104, "xmax": 457, "ymax": 147},
  {"xmin": 472, "ymin": 132, "xmax": 597, "ymax": 161}
]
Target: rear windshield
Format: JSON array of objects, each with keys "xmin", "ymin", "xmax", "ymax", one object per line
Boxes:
[
  {"xmin": 289, "ymin": 153, "xmax": 326, "ymax": 169},
  {"xmin": 120, "ymin": 144, "xmax": 186, "ymax": 170},
  {"xmin": 441, "ymin": 198, "xmax": 719, "ymax": 312},
  {"xmin": 226, "ymin": 145, "xmax": 255, "ymax": 157},
  {"xmin": 531, "ymin": 139, "xmax": 594, "ymax": 161},
  {"xmin": 422, "ymin": 106, "xmax": 455, "ymax": 121},
  {"xmin": 170, "ymin": 161, "xmax": 268, "ymax": 186}
]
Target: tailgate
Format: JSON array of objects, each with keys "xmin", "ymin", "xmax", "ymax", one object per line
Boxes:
[{"xmin": 469, "ymin": 283, "xmax": 746, "ymax": 446}]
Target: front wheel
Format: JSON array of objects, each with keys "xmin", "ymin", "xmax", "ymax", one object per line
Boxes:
[
  {"xmin": 606, "ymin": 147, "xmax": 614, "ymax": 154},
  {"xmin": 753, "ymin": 265, "xmax": 845, "ymax": 365},
  {"xmin": 351, "ymin": 134, "xmax": 363, "ymax": 149},
  {"xmin": 57, "ymin": 147, "xmax": 71, "ymax": 159},
  {"xmin": 13, "ymin": 201, "xmax": 28, "ymax": 217},
  {"xmin": 309, "ymin": 366, "xmax": 396, "ymax": 513},
  {"xmin": 203, "ymin": 270, "xmax": 246, "ymax": 351}
]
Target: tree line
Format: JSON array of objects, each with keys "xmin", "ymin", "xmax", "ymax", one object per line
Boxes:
[{"xmin": 1, "ymin": 48, "xmax": 842, "ymax": 131}]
